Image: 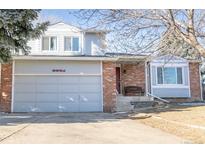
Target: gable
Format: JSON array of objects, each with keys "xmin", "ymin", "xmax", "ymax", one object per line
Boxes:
[
  {"xmin": 47, "ymin": 22, "xmax": 81, "ymax": 32},
  {"xmin": 150, "ymin": 55, "xmax": 188, "ymax": 64}
]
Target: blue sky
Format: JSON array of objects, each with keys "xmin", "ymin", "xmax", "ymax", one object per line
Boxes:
[{"xmin": 39, "ymin": 9, "xmax": 82, "ymax": 27}]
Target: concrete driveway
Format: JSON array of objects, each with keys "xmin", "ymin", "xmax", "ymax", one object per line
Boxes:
[{"xmin": 0, "ymin": 113, "xmax": 185, "ymax": 144}]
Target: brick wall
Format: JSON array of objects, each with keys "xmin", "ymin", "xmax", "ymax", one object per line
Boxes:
[
  {"xmin": 121, "ymin": 62, "xmax": 145, "ymax": 94},
  {"xmin": 0, "ymin": 62, "xmax": 12, "ymax": 112},
  {"xmin": 103, "ymin": 61, "xmax": 117, "ymax": 112},
  {"xmin": 189, "ymin": 62, "xmax": 201, "ymax": 100}
]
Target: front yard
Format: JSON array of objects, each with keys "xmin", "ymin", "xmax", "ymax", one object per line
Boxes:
[{"xmin": 134, "ymin": 103, "xmax": 205, "ymax": 143}]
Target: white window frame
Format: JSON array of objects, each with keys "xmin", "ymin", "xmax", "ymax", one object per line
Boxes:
[
  {"xmin": 42, "ymin": 36, "xmax": 58, "ymax": 52},
  {"xmin": 64, "ymin": 36, "xmax": 80, "ymax": 52},
  {"xmin": 156, "ymin": 66, "xmax": 184, "ymax": 85},
  {"xmin": 155, "ymin": 66, "xmax": 186, "ymax": 87}
]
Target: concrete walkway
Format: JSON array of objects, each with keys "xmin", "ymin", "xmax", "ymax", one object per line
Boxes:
[{"xmin": 0, "ymin": 113, "xmax": 185, "ymax": 144}]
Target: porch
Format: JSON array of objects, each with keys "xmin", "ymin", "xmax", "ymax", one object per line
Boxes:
[
  {"xmin": 114, "ymin": 56, "xmax": 154, "ymax": 111},
  {"xmin": 115, "ymin": 56, "xmax": 148, "ymax": 97}
]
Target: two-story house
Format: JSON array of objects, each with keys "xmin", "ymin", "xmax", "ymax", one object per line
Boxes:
[{"xmin": 0, "ymin": 22, "xmax": 203, "ymax": 113}]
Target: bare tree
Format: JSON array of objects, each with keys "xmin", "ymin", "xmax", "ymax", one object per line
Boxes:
[{"xmin": 74, "ymin": 9, "xmax": 205, "ymax": 58}]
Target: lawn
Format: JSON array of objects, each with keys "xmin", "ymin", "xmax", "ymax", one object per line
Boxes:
[{"xmin": 134, "ymin": 104, "xmax": 205, "ymax": 143}]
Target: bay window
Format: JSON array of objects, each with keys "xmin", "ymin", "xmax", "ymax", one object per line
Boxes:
[
  {"xmin": 64, "ymin": 36, "xmax": 80, "ymax": 51},
  {"xmin": 157, "ymin": 67, "xmax": 183, "ymax": 84},
  {"xmin": 42, "ymin": 36, "xmax": 57, "ymax": 51}
]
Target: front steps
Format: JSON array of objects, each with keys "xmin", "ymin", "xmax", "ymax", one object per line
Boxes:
[{"xmin": 116, "ymin": 95, "xmax": 154, "ymax": 112}]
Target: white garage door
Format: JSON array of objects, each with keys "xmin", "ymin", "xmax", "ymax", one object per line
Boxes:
[{"xmin": 13, "ymin": 60, "xmax": 102, "ymax": 112}]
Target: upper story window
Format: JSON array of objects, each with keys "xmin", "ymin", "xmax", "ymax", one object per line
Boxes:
[
  {"xmin": 157, "ymin": 67, "xmax": 183, "ymax": 85},
  {"xmin": 42, "ymin": 36, "xmax": 57, "ymax": 51},
  {"xmin": 64, "ymin": 36, "xmax": 80, "ymax": 52}
]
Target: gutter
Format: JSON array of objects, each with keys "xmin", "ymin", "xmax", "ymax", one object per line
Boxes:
[{"xmin": 12, "ymin": 55, "xmax": 117, "ymax": 61}]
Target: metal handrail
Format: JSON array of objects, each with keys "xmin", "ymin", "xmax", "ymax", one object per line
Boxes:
[{"xmin": 147, "ymin": 92, "xmax": 170, "ymax": 103}]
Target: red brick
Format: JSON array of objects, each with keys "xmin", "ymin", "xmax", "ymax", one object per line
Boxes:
[
  {"xmin": 0, "ymin": 62, "xmax": 12, "ymax": 112},
  {"xmin": 121, "ymin": 62, "xmax": 145, "ymax": 94},
  {"xmin": 103, "ymin": 61, "xmax": 117, "ymax": 112}
]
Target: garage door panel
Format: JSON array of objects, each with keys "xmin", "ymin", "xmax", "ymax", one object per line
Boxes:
[
  {"xmin": 58, "ymin": 103, "xmax": 79, "ymax": 112},
  {"xmin": 79, "ymin": 85, "xmax": 101, "ymax": 92},
  {"xmin": 79, "ymin": 76, "xmax": 101, "ymax": 84},
  {"xmin": 59, "ymin": 93, "xmax": 79, "ymax": 103},
  {"xmin": 36, "ymin": 84, "xmax": 58, "ymax": 93},
  {"xmin": 15, "ymin": 76, "xmax": 36, "ymax": 84},
  {"xmin": 13, "ymin": 103, "xmax": 36, "ymax": 112},
  {"xmin": 14, "ymin": 101, "xmax": 36, "ymax": 104},
  {"xmin": 14, "ymin": 93, "xmax": 35, "ymax": 102},
  {"xmin": 59, "ymin": 84, "xmax": 78, "ymax": 92},
  {"xmin": 15, "ymin": 83, "xmax": 36, "ymax": 93},
  {"xmin": 59, "ymin": 76, "xmax": 79, "ymax": 84},
  {"xmin": 35, "ymin": 103, "xmax": 60, "ymax": 112},
  {"xmin": 36, "ymin": 76, "xmax": 58, "ymax": 84},
  {"xmin": 80, "ymin": 93, "xmax": 101, "ymax": 102},
  {"xmin": 15, "ymin": 61, "xmax": 101, "ymax": 74},
  {"xmin": 36, "ymin": 93, "xmax": 59, "ymax": 102},
  {"xmin": 79, "ymin": 104, "xmax": 101, "ymax": 112}
]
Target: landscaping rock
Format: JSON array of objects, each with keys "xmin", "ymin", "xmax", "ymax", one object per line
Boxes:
[{"xmin": 129, "ymin": 113, "xmax": 152, "ymax": 119}]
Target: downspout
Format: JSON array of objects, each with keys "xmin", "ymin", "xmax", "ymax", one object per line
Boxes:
[
  {"xmin": 145, "ymin": 61, "xmax": 148, "ymax": 96},
  {"xmin": 199, "ymin": 63, "xmax": 203, "ymax": 100},
  {"xmin": 11, "ymin": 60, "xmax": 15, "ymax": 112}
]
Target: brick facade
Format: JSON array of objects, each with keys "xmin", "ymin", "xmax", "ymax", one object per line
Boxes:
[
  {"xmin": 103, "ymin": 61, "xmax": 117, "ymax": 112},
  {"xmin": 0, "ymin": 62, "xmax": 12, "ymax": 112},
  {"xmin": 189, "ymin": 62, "xmax": 202, "ymax": 100},
  {"xmin": 121, "ymin": 62, "xmax": 145, "ymax": 94},
  {"xmin": 0, "ymin": 60, "xmax": 202, "ymax": 113}
]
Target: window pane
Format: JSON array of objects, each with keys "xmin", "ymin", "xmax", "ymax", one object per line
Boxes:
[
  {"xmin": 177, "ymin": 67, "xmax": 183, "ymax": 84},
  {"xmin": 42, "ymin": 37, "xmax": 49, "ymax": 50},
  {"xmin": 164, "ymin": 68, "xmax": 176, "ymax": 84},
  {"xmin": 157, "ymin": 67, "xmax": 163, "ymax": 84},
  {"xmin": 72, "ymin": 37, "xmax": 79, "ymax": 51},
  {"xmin": 64, "ymin": 37, "xmax": 71, "ymax": 51},
  {"xmin": 50, "ymin": 37, "xmax": 57, "ymax": 51}
]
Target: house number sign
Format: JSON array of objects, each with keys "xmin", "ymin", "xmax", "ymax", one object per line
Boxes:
[{"xmin": 52, "ymin": 69, "xmax": 66, "ymax": 72}]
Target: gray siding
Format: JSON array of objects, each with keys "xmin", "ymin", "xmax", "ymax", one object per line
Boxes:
[
  {"xmin": 84, "ymin": 33, "xmax": 104, "ymax": 55},
  {"xmin": 152, "ymin": 88, "xmax": 190, "ymax": 98},
  {"xmin": 26, "ymin": 23, "xmax": 105, "ymax": 56}
]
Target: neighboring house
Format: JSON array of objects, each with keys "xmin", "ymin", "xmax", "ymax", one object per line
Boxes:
[{"xmin": 0, "ymin": 22, "xmax": 202, "ymax": 113}]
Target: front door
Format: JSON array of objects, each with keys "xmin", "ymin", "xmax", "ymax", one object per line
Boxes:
[{"xmin": 116, "ymin": 67, "xmax": 121, "ymax": 94}]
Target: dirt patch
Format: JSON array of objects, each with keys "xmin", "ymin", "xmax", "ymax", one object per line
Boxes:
[{"xmin": 136, "ymin": 105, "xmax": 205, "ymax": 143}]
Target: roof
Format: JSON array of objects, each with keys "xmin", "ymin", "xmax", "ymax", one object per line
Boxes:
[
  {"xmin": 12, "ymin": 55, "xmax": 115, "ymax": 61},
  {"xmin": 48, "ymin": 22, "xmax": 109, "ymax": 34},
  {"xmin": 12, "ymin": 54, "xmax": 201, "ymax": 63},
  {"xmin": 105, "ymin": 52, "xmax": 147, "ymax": 57},
  {"xmin": 12, "ymin": 53, "xmax": 146, "ymax": 62},
  {"xmin": 105, "ymin": 52, "xmax": 147, "ymax": 62},
  {"xmin": 84, "ymin": 29, "xmax": 110, "ymax": 34}
]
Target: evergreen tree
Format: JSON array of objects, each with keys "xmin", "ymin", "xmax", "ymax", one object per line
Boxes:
[{"xmin": 0, "ymin": 9, "xmax": 49, "ymax": 62}]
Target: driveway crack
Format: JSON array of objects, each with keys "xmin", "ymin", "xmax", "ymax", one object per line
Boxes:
[{"xmin": 0, "ymin": 117, "xmax": 40, "ymax": 143}]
